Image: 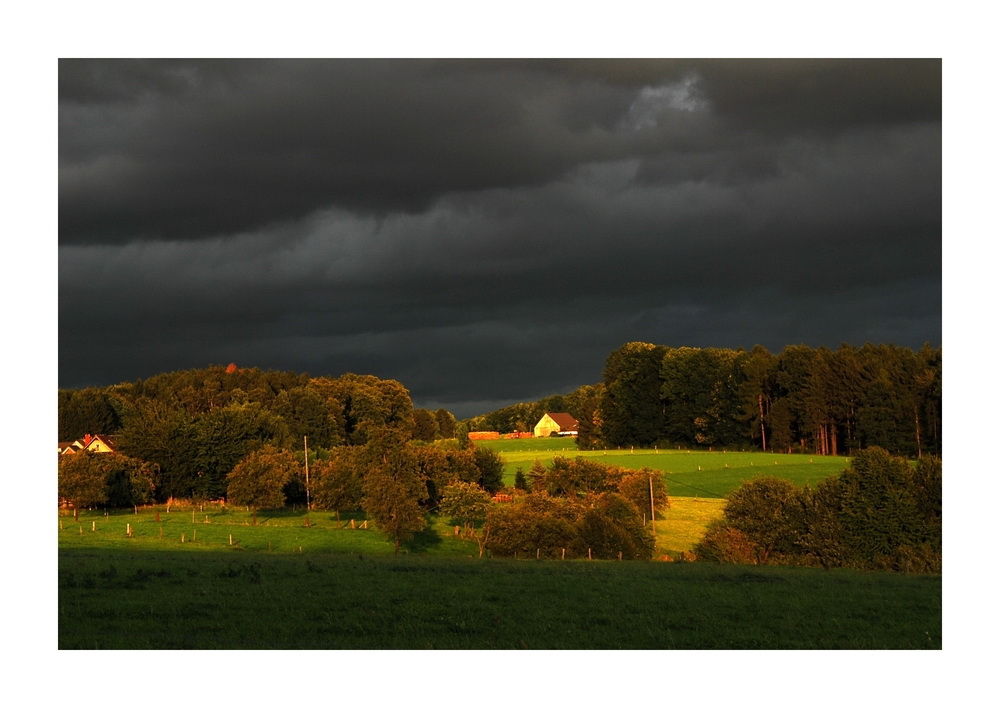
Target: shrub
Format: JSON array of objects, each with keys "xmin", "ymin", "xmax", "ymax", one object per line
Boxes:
[
  {"xmin": 576, "ymin": 493, "xmax": 654, "ymax": 560},
  {"xmin": 723, "ymin": 476, "xmax": 801, "ymax": 564},
  {"xmin": 694, "ymin": 521, "xmax": 758, "ymax": 564}
]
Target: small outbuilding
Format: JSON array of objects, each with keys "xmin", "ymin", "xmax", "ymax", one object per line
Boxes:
[{"xmin": 534, "ymin": 412, "xmax": 579, "ymax": 438}]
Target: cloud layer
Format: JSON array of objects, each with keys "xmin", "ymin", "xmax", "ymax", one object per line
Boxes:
[{"xmin": 59, "ymin": 59, "xmax": 941, "ymax": 417}]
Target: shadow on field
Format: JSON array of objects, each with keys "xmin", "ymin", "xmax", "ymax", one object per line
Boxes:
[{"xmin": 403, "ymin": 525, "xmax": 444, "ymax": 553}]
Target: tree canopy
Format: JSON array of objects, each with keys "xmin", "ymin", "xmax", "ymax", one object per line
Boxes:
[{"xmin": 361, "ymin": 438, "xmax": 429, "ymax": 554}]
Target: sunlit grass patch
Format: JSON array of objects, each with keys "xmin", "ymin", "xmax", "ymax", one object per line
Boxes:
[
  {"xmin": 656, "ymin": 497, "xmax": 726, "ymax": 555},
  {"xmin": 477, "ymin": 438, "xmax": 848, "ymax": 497}
]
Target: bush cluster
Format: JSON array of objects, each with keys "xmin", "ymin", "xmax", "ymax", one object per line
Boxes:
[
  {"xmin": 483, "ymin": 457, "xmax": 666, "ymax": 560},
  {"xmin": 695, "ymin": 448, "xmax": 941, "ymax": 573}
]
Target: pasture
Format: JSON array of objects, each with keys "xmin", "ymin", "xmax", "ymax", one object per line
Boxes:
[
  {"xmin": 58, "ymin": 505, "xmax": 477, "ymax": 556},
  {"xmin": 58, "ymin": 547, "xmax": 941, "ymax": 649},
  {"xmin": 56, "ymin": 442, "xmax": 849, "ymax": 560},
  {"xmin": 58, "ymin": 500, "xmax": 719, "ymax": 558},
  {"xmin": 57, "ymin": 441, "xmax": 939, "ymax": 650},
  {"xmin": 476, "ymin": 437, "xmax": 850, "ymax": 498}
]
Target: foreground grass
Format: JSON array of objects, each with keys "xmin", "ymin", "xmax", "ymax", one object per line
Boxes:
[
  {"xmin": 476, "ymin": 439, "xmax": 849, "ymax": 497},
  {"xmin": 58, "ymin": 547, "xmax": 940, "ymax": 649}
]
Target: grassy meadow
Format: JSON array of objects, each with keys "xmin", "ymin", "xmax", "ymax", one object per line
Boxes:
[
  {"xmin": 58, "ymin": 505, "xmax": 478, "ymax": 557},
  {"xmin": 58, "ymin": 496, "xmax": 724, "ymax": 559},
  {"xmin": 476, "ymin": 437, "xmax": 850, "ymax": 498},
  {"xmin": 59, "ymin": 441, "xmax": 941, "ymax": 649},
  {"xmin": 59, "ymin": 547, "xmax": 940, "ymax": 649}
]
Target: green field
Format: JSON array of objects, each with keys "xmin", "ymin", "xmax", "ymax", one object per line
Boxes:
[
  {"xmin": 56, "ymin": 441, "xmax": 850, "ymax": 561},
  {"xmin": 58, "ymin": 546, "xmax": 940, "ymax": 649},
  {"xmin": 58, "ymin": 443, "xmax": 939, "ymax": 649},
  {"xmin": 58, "ymin": 506, "xmax": 479, "ymax": 556},
  {"xmin": 58, "ymin": 497, "xmax": 719, "ymax": 559},
  {"xmin": 476, "ymin": 437, "xmax": 850, "ymax": 498}
]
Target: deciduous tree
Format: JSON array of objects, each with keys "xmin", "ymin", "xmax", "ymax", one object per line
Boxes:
[
  {"xmin": 412, "ymin": 408, "xmax": 439, "ymax": 442},
  {"xmin": 226, "ymin": 445, "xmax": 301, "ymax": 525},
  {"xmin": 439, "ymin": 481, "xmax": 493, "ymax": 556},
  {"xmin": 434, "ymin": 408, "xmax": 458, "ymax": 439},
  {"xmin": 311, "ymin": 447, "xmax": 365, "ymax": 518},
  {"xmin": 58, "ymin": 452, "xmax": 109, "ymax": 520},
  {"xmin": 361, "ymin": 441, "xmax": 428, "ymax": 554},
  {"xmin": 722, "ymin": 476, "xmax": 801, "ymax": 564}
]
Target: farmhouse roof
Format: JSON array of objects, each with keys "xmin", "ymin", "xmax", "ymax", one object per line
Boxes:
[
  {"xmin": 85, "ymin": 434, "xmax": 117, "ymax": 451},
  {"xmin": 545, "ymin": 412, "xmax": 579, "ymax": 431}
]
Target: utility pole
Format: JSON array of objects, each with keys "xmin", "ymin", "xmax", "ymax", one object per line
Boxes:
[
  {"xmin": 304, "ymin": 436, "xmax": 311, "ymax": 522},
  {"xmin": 648, "ymin": 471, "xmax": 657, "ymax": 538}
]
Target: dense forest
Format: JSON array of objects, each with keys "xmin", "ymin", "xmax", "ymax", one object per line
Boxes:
[{"xmin": 468, "ymin": 342, "xmax": 941, "ymax": 459}]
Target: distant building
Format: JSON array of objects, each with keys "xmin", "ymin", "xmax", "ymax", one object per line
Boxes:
[
  {"xmin": 534, "ymin": 412, "xmax": 579, "ymax": 438},
  {"xmin": 58, "ymin": 442, "xmax": 80, "ymax": 455},
  {"xmin": 59, "ymin": 433, "xmax": 117, "ymax": 456}
]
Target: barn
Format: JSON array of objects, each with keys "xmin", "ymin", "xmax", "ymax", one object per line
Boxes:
[{"xmin": 533, "ymin": 412, "xmax": 579, "ymax": 437}]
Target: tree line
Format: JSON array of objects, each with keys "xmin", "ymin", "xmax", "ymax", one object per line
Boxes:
[
  {"xmin": 58, "ymin": 366, "xmax": 463, "ymax": 501},
  {"xmin": 467, "ymin": 341, "xmax": 941, "ymax": 458},
  {"xmin": 464, "ymin": 385, "xmax": 604, "ymax": 439}
]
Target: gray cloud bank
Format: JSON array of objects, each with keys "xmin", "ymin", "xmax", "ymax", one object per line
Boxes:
[{"xmin": 59, "ymin": 59, "xmax": 941, "ymax": 418}]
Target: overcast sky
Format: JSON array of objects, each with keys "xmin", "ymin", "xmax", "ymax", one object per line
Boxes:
[{"xmin": 58, "ymin": 58, "xmax": 941, "ymax": 418}]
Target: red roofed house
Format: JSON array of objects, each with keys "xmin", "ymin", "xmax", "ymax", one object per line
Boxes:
[
  {"xmin": 81, "ymin": 434, "xmax": 117, "ymax": 454},
  {"xmin": 59, "ymin": 434, "xmax": 117, "ymax": 456},
  {"xmin": 533, "ymin": 412, "xmax": 579, "ymax": 438}
]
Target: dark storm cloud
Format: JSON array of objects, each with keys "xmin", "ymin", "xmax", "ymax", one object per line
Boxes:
[
  {"xmin": 59, "ymin": 59, "xmax": 939, "ymax": 245},
  {"xmin": 59, "ymin": 59, "xmax": 941, "ymax": 417}
]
